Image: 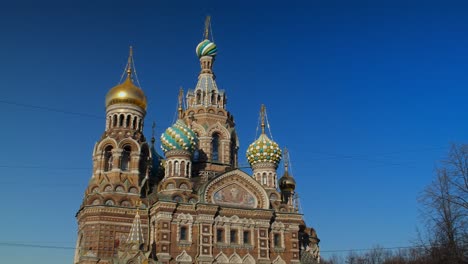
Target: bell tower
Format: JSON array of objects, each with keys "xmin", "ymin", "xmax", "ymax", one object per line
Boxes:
[
  {"xmin": 74, "ymin": 47, "xmax": 156, "ymax": 263},
  {"xmin": 183, "ymin": 16, "xmax": 239, "ymax": 175}
]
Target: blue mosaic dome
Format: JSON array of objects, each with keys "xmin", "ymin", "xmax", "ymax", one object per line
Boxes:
[
  {"xmin": 246, "ymin": 134, "xmax": 282, "ymax": 166},
  {"xmin": 160, "ymin": 120, "xmax": 198, "ymax": 153}
]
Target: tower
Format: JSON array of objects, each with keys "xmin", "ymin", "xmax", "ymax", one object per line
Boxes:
[
  {"xmin": 279, "ymin": 148, "xmax": 297, "ymax": 208},
  {"xmin": 184, "ymin": 16, "xmax": 239, "ymax": 175},
  {"xmin": 74, "ymin": 47, "xmax": 156, "ymax": 263},
  {"xmin": 158, "ymin": 88, "xmax": 198, "ymax": 197}
]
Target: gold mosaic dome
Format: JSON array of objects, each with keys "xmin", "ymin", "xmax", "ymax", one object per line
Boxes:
[
  {"xmin": 105, "ymin": 75, "xmax": 147, "ymax": 110},
  {"xmin": 246, "ymin": 134, "xmax": 282, "ymax": 166}
]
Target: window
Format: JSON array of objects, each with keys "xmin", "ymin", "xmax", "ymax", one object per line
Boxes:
[
  {"xmin": 174, "ymin": 161, "xmax": 180, "ymax": 176},
  {"xmin": 230, "ymin": 138, "xmax": 236, "ymax": 166},
  {"xmin": 212, "ymin": 133, "xmax": 219, "ymax": 161},
  {"xmin": 121, "ymin": 146, "xmax": 131, "ymax": 171},
  {"xmin": 243, "ymin": 231, "xmax": 250, "ymax": 244},
  {"xmin": 230, "ymin": 230, "xmax": 237, "ymax": 244},
  {"xmin": 217, "ymin": 229, "xmax": 224, "ymax": 243},
  {"xmin": 274, "ymin": 233, "xmax": 281, "ymax": 247},
  {"xmin": 180, "ymin": 226, "xmax": 187, "ymax": 240},
  {"xmin": 119, "ymin": 114, "xmax": 124, "ymax": 127},
  {"xmin": 104, "ymin": 146, "xmax": 113, "ymax": 172},
  {"xmin": 196, "ymin": 90, "xmax": 201, "ymax": 104}
]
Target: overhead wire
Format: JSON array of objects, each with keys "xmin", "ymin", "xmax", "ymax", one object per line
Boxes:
[{"xmin": 0, "ymin": 241, "xmax": 455, "ymax": 254}]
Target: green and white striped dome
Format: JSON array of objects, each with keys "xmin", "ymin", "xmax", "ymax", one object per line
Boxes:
[
  {"xmin": 246, "ymin": 134, "xmax": 282, "ymax": 166},
  {"xmin": 196, "ymin": 39, "xmax": 217, "ymax": 58},
  {"xmin": 161, "ymin": 120, "xmax": 198, "ymax": 153}
]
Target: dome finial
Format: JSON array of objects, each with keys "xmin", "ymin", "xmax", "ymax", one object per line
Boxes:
[
  {"xmin": 196, "ymin": 17, "xmax": 217, "ymax": 58},
  {"xmin": 126, "ymin": 46, "xmax": 133, "ymax": 78},
  {"xmin": 178, "ymin": 87, "xmax": 184, "ymax": 119},
  {"xmin": 204, "ymin": 16, "xmax": 211, "ymax": 40},
  {"xmin": 260, "ymin": 104, "xmax": 266, "ymax": 134},
  {"xmin": 283, "ymin": 147, "xmax": 289, "ymax": 173}
]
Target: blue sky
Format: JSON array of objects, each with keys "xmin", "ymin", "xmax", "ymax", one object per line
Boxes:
[{"xmin": 1, "ymin": 0, "xmax": 468, "ymax": 262}]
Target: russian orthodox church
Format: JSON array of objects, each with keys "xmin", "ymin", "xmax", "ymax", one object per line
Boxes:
[{"xmin": 74, "ymin": 17, "xmax": 320, "ymax": 264}]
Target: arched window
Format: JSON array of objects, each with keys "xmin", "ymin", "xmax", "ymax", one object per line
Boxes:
[
  {"xmin": 132, "ymin": 116, "xmax": 137, "ymax": 129},
  {"xmin": 138, "ymin": 119, "xmax": 142, "ymax": 131},
  {"xmin": 174, "ymin": 161, "xmax": 180, "ymax": 176},
  {"xmin": 230, "ymin": 137, "xmax": 236, "ymax": 166},
  {"xmin": 104, "ymin": 146, "xmax": 113, "ymax": 172},
  {"xmin": 212, "ymin": 133, "xmax": 220, "ymax": 162},
  {"xmin": 262, "ymin": 173, "xmax": 267, "ymax": 185},
  {"xmin": 180, "ymin": 161, "xmax": 185, "ymax": 177},
  {"xmin": 196, "ymin": 91, "xmax": 201, "ymax": 104},
  {"xmin": 119, "ymin": 114, "xmax": 124, "ymax": 127},
  {"xmin": 211, "ymin": 91, "xmax": 216, "ymax": 104},
  {"xmin": 120, "ymin": 145, "xmax": 131, "ymax": 171},
  {"xmin": 126, "ymin": 115, "xmax": 131, "ymax": 128}
]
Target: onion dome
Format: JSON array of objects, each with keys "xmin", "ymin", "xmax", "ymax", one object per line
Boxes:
[
  {"xmin": 247, "ymin": 105, "xmax": 282, "ymax": 167},
  {"xmin": 196, "ymin": 39, "xmax": 217, "ymax": 58},
  {"xmin": 279, "ymin": 171, "xmax": 296, "ymax": 192},
  {"xmin": 246, "ymin": 134, "xmax": 282, "ymax": 166},
  {"xmin": 105, "ymin": 76, "xmax": 147, "ymax": 110},
  {"xmin": 105, "ymin": 47, "xmax": 147, "ymax": 110},
  {"xmin": 279, "ymin": 148, "xmax": 295, "ymax": 191},
  {"xmin": 160, "ymin": 120, "xmax": 198, "ymax": 153}
]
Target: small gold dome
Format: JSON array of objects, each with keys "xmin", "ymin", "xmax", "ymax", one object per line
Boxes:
[
  {"xmin": 105, "ymin": 76, "xmax": 147, "ymax": 110},
  {"xmin": 279, "ymin": 171, "xmax": 296, "ymax": 191}
]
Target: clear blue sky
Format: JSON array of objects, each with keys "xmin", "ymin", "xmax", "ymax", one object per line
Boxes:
[{"xmin": 1, "ymin": 0, "xmax": 468, "ymax": 262}]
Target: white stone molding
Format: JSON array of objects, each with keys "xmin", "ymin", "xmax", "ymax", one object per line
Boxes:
[
  {"xmin": 229, "ymin": 252, "xmax": 242, "ymax": 263},
  {"xmin": 175, "ymin": 250, "xmax": 192, "ymax": 263},
  {"xmin": 214, "ymin": 252, "xmax": 229, "ymax": 264},
  {"xmin": 272, "ymin": 256, "xmax": 286, "ymax": 264}
]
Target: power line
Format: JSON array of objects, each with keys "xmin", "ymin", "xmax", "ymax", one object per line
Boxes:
[
  {"xmin": 0, "ymin": 99, "xmax": 102, "ymax": 119},
  {"xmin": 0, "ymin": 241, "xmax": 448, "ymax": 254},
  {"xmin": 0, "ymin": 165, "xmax": 90, "ymax": 170}
]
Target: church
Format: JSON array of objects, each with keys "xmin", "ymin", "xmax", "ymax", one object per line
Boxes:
[{"xmin": 74, "ymin": 17, "xmax": 320, "ymax": 264}]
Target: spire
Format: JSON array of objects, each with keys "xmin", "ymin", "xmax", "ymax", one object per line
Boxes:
[
  {"xmin": 126, "ymin": 46, "xmax": 133, "ymax": 78},
  {"xmin": 260, "ymin": 104, "xmax": 266, "ymax": 134},
  {"xmin": 126, "ymin": 200, "xmax": 144, "ymax": 247},
  {"xmin": 178, "ymin": 87, "xmax": 184, "ymax": 119},
  {"xmin": 283, "ymin": 147, "xmax": 289, "ymax": 173},
  {"xmin": 204, "ymin": 16, "xmax": 211, "ymax": 40}
]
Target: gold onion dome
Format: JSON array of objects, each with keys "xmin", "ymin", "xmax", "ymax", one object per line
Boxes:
[
  {"xmin": 105, "ymin": 75, "xmax": 147, "ymax": 110},
  {"xmin": 246, "ymin": 134, "xmax": 282, "ymax": 166}
]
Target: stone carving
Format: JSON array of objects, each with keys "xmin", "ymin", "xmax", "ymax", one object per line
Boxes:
[{"xmin": 175, "ymin": 250, "xmax": 192, "ymax": 263}]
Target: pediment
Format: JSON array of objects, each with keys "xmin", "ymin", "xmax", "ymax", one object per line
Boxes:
[{"xmin": 202, "ymin": 169, "xmax": 269, "ymax": 209}]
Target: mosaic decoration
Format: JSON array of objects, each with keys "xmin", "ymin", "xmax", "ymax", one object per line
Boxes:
[
  {"xmin": 246, "ymin": 134, "xmax": 282, "ymax": 166},
  {"xmin": 160, "ymin": 120, "xmax": 198, "ymax": 153},
  {"xmin": 196, "ymin": 39, "xmax": 217, "ymax": 58},
  {"xmin": 212, "ymin": 184, "xmax": 257, "ymax": 208}
]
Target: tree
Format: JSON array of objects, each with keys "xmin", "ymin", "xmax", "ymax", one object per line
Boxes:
[{"xmin": 419, "ymin": 143, "xmax": 468, "ymax": 264}]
